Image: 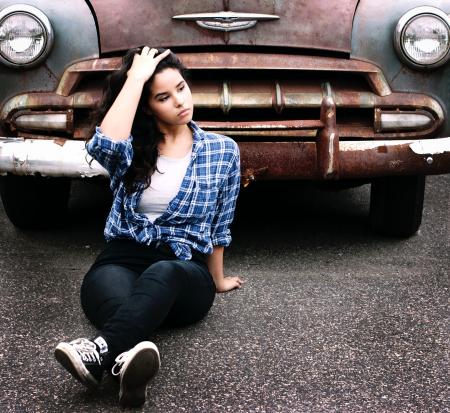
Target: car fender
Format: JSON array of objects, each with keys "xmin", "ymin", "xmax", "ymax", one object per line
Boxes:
[
  {"xmin": 0, "ymin": 0, "xmax": 98, "ymax": 120},
  {"xmin": 351, "ymin": 0, "xmax": 450, "ymax": 136}
]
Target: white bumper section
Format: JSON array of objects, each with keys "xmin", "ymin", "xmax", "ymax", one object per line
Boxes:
[{"xmin": 0, "ymin": 137, "xmax": 107, "ymax": 177}]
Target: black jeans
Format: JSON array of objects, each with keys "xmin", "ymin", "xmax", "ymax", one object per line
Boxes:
[{"xmin": 80, "ymin": 239, "xmax": 216, "ymax": 361}]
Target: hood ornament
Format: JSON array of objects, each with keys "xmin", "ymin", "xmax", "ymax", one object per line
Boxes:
[{"xmin": 173, "ymin": 11, "xmax": 279, "ymax": 32}]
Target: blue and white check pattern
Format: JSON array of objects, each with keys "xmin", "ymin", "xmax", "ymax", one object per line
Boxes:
[{"xmin": 86, "ymin": 121, "xmax": 240, "ymax": 260}]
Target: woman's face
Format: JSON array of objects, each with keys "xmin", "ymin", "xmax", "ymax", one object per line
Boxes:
[{"xmin": 148, "ymin": 67, "xmax": 193, "ymax": 128}]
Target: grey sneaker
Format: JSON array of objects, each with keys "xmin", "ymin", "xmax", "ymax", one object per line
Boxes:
[
  {"xmin": 54, "ymin": 337, "xmax": 107, "ymax": 388},
  {"xmin": 111, "ymin": 341, "xmax": 160, "ymax": 407}
]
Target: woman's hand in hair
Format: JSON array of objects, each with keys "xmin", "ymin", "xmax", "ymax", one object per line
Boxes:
[
  {"xmin": 127, "ymin": 47, "xmax": 171, "ymax": 83},
  {"xmin": 99, "ymin": 47, "xmax": 170, "ymax": 141}
]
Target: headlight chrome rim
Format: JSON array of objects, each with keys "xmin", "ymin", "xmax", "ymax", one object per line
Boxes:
[
  {"xmin": 0, "ymin": 4, "xmax": 54, "ymax": 68},
  {"xmin": 394, "ymin": 6, "xmax": 450, "ymax": 70}
]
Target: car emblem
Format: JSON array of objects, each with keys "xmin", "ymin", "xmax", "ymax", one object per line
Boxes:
[{"xmin": 172, "ymin": 11, "xmax": 279, "ymax": 32}]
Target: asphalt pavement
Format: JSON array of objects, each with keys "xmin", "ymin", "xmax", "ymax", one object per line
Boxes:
[{"xmin": 0, "ymin": 175, "xmax": 448, "ymax": 412}]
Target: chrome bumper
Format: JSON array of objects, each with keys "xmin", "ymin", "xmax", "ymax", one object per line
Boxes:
[
  {"xmin": 0, "ymin": 136, "xmax": 449, "ymax": 179},
  {"xmin": 0, "ymin": 137, "xmax": 107, "ymax": 177}
]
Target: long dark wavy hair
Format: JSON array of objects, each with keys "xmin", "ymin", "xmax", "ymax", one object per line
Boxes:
[{"xmin": 89, "ymin": 47, "xmax": 189, "ymax": 194}]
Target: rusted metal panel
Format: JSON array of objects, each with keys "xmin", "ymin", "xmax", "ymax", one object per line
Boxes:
[
  {"xmin": 239, "ymin": 138, "xmax": 450, "ymax": 182},
  {"xmin": 51, "ymin": 53, "xmax": 392, "ymax": 97},
  {"xmin": 89, "ymin": 0, "xmax": 358, "ymax": 53},
  {"xmin": 89, "ymin": 0, "xmax": 226, "ymax": 52},
  {"xmin": 229, "ymin": 0, "xmax": 358, "ymax": 52},
  {"xmin": 56, "ymin": 58, "xmax": 120, "ymax": 97},
  {"xmin": 179, "ymin": 53, "xmax": 392, "ymax": 97}
]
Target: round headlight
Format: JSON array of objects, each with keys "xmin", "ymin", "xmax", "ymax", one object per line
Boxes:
[
  {"xmin": 394, "ymin": 6, "xmax": 450, "ymax": 69},
  {"xmin": 0, "ymin": 4, "xmax": 54, "ymax": 68}
]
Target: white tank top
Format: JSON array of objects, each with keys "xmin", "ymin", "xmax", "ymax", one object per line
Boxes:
[{"xmin": 136, "ymin": 150, "xmax": 191, "ymax": 222}]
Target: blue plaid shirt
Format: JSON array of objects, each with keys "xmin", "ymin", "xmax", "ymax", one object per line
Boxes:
[{"xmin": 86, "ymin": 121, "xmax": 240, "ymax": 260}]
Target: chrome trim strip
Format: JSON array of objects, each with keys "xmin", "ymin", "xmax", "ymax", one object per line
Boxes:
[
  {"xmin": 173, "ymin": 11, "xmax": 279, "ymax": 32},
  {"xmin": 221, "ymin": 81, "xmax": 231, "ymax": 114},
  {"xmin": 274, "ymin": 82, "xmax": 283, "ymax": 113},
  {"xmin": 14, "ymin": 113, "xmax": 69, "ymax": 131}
]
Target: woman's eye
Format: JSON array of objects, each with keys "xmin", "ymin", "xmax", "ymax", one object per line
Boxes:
[
  {"xmin": 178, "ymin": 84, "xmax": 185, "ymax": 92},
  {"xmin": 158, "ymin": 96, "xmax": 169, "ymax": 102}
]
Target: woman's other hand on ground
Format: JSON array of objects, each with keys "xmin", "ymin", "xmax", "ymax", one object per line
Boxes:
[
  {"xmin": 215, "ymin": 276, "xmax": 245, "ymax": 293},
  {"xmin": 127, "ymin": 47, "xmax": 171, "ymax": 83}
]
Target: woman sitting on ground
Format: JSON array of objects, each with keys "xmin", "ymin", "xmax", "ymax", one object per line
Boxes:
[{"xmin": 54, "ymin": 47, "xmax": 243, "ymax": 407}]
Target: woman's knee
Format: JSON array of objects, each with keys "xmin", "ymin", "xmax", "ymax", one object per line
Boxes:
[
  {"xmin": 141, "ymin": 260, "xmax": 184, "ymax": 284},
  {"xmin": 142, "ymin": 260, "xmax": 215, "ymax": 324},
  {"xmin": 80, "ymin": 264, "xmax": 137, "ymax": 325},
  {"xmin": 139, "ymin": 259, "xmax": 208, "ymax": 289},
  {"xmin": 82, "ymin": 264, "xmax": 137, "ymax": 292}
]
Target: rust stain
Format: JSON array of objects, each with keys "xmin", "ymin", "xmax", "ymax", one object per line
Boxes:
[
  {"xmin": 242, "ymin": 167, "xmax": 268, "ymax": 187},
  {"xmin": 389, "ymin": 160, "xmax": 403, "ymax": 168},
  {"xmin": 53, "ymin": 138, "xmax": 66, "ymax": 147},
  {"xmin": 200, "ymin": 120, "xmax": 323, "ymax": 130}
]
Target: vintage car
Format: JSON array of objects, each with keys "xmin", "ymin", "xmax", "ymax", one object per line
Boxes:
[{"xmin": 0, "ymin": 0, "xmax": 449, "ymax": 236}]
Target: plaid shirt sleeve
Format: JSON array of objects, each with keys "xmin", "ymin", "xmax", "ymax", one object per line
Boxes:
[
  {"xmin": 210, "ymin": 143, "xmax": 241, "ymax": 246},
  {"xmin": 86, "ymin": 126, "xmax": 134, "ymax": 186}
]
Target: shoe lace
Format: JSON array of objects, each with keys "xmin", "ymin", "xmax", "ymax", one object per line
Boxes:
[
  {"xmin": 111, "ymin": 350, "xmax": 130, "ymax": 376},
  {"xmin": 70, "ymin": 338, "xmax": 101, "ymax": 365}
]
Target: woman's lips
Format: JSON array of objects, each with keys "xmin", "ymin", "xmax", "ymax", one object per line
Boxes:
[{"xmin": 178, "ymin": 108, "xmax": 190, "ymax": 117}]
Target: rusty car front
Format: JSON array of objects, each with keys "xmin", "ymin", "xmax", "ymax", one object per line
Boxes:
[{"xmin": 0, "ymin": 0, "xmax": 449, "ymax": 235}]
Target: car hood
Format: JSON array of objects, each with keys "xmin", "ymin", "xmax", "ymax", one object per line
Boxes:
[{"xmin": 89, "ymin": 0, "xmax": 359, "ymax": 54}]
